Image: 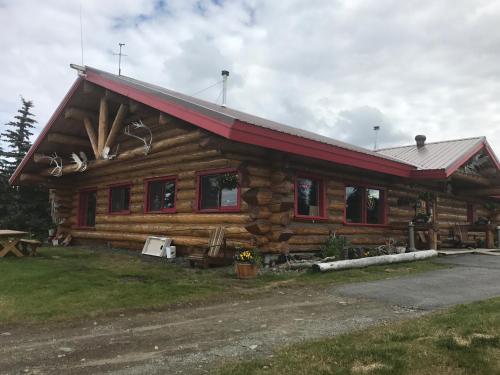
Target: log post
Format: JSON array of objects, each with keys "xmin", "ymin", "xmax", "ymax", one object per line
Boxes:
[
  {"xmin": 104, "ymin": 104, "xmax": 128, "ymax": 152},
  {"xmin": 98, "ymin": 97, "xmax": 108, "ymax": 157},
  {"xmin": 83, "ymin": 117, "xmax": 99, "ymax": 159}
]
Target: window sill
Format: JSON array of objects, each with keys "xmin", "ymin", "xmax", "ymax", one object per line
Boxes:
[
  {"xmin": 144, "ymin": 209, "xmax": 177, "ymax": 214},
  {"xmin": 73, "ymin": 226, "xmax": 96, "ymax": 230},
  {"xmin": 343, "ymin": 222, "xmax": 389, "ymax": 228},
  {"xmin": 294, "ymin": 215, "xmax": 329, "ymax": 222},
  {"xmin": 197, "ymin": 207, "xmax": 240, "ymax": 213},
  {"xmin": 108, "ymin": 210, "xmax": 131, "ymax": 215}
]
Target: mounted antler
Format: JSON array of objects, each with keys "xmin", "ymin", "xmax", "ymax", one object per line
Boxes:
[{"xmin": 124, "ymin": 120, "xmax": 152, "ymax": 155}]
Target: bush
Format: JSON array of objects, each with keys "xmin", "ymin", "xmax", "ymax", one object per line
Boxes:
[{"xmin": 321, "ymin": 234, "xmax": 348, "ymax": 259}]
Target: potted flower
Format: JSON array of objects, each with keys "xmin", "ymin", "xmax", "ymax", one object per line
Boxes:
[{"xmin": 234, "ymin": 248, "xmax": 260, "ymax": 279}]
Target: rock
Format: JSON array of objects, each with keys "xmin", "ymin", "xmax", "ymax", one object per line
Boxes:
[
  {"xmin": 59, "ymin": 347, "xmax": 73, "ymax": 353},
  {"xmin": 249, "ymin": 345, "xmax": 258, "ymax": 350},
  {"xmin": 1, "ymin": 332, "xmax": 11, "ymax": 336},
  {"xmin": 154, "ymin": 346, "xmax": 159, "ymax": 350}
]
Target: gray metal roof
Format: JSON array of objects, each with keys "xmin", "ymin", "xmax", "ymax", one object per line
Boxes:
[
  {"xmin": 86, "ymin": 66, "xmax": 408, "ymax": 166},
  {"xmin": 376, "ymin": 137, "xmax": 485, "ymax": 170}
]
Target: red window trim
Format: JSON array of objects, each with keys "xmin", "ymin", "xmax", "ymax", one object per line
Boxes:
[
  {"xmin": 144, "ymin": 175, "xmax": 178, "ymax": 214},
  {"xmin": 294, "ymin": 173, "xmax": 328, "ymax": 221},
  {"xmin": 343, "ymin": 184, "xmax": 388, "ymax": 227},
  {"xmin": 76, "ymin": 187, "xmax": 98, "ymax": 229},
  {"xmin": 195, "ymin": 168, "xmax": 241, "ymax": 213},
  {"xmin": 108, "ymin": 182, "xmax": 132, "ymax": 215}
]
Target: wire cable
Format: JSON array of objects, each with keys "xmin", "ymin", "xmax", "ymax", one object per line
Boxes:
[{"xmin": 190, "ymin": 80, "xmax": 223, "ymax": 97}]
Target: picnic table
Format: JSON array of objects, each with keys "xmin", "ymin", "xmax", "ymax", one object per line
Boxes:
[{"xmin": 0, "ymin": 230, "xmax": 28, "ymax": 258}]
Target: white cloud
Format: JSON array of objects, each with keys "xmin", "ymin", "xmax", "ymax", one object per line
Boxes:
[{"xmin": 1, "ymin": 0, "xmax": 500, "ymax": 154}]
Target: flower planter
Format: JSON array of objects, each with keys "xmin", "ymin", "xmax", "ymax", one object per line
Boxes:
[{"xmin": 235, "ymin": 262, "xmax": 258, "ymax": 279}]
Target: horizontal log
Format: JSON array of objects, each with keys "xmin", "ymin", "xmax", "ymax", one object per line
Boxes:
[
  {"xmin": 272, "ymin": 181, "xmax": 293, "ymax": 194},
  {"xmin": 242, "ymin": 174, "xmax": 270, "ymax": 188},
  {"xmin": 41, "ymin": 131, "xmax": 203, "ymax": 177},
  {"xmin": 65, "ymin": 107, "xmax": 98, "ymax": 122},
  {"xmin": 241, "ymin": 188, "xmax": 273, "ymax": 206},
  {"xmin": 249, "ymin": 206, "xmax": 272, "ymax": 220},
  {"xmin": 270, "ymin": 211, "xmax": 292, "ymax": 226},
  {"xmin": 97, "ymin": 213, "xmax": 250, "ymax": 224},
  {"xmin": 47, "ymin": 133, "xmax": 91, "ymax": 148},
  {"xmin": 94, "ymin": 223, "xmax": 252, "ymax": 239},
  {"xmin": 245, "ymin": 220, "xmax": 272, "ymax": 235},
  {"xmin": 288, "ymin": 235, "xmax": 328, "ymax": 245}
]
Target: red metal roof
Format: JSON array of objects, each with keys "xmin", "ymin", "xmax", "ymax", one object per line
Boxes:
[
  {"xmin": 377, "ymin": 137, "xmax": 500, "ymax": 178},
  {"xmin": 9, "ymin": 65, "xmax": 500, "ymax": 185}
]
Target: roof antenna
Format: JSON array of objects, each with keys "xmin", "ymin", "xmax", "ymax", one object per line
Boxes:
[
  {"xmin": 221, "ymin": 70, "xmax": 229, "ymax": 107},
  {"xmin": 79, "ymin": 2, "xmax": 84, "ymax": 65},
  {"xmin": 373, "ymin": 125, "xmax": 380, "ymax": 150},
  {"xmin": 113, "ymin": 43, "xmax": 127, "ymax": 76}
]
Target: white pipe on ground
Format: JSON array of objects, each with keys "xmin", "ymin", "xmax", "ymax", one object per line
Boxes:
[{"xmin": 312, "ymin": 250, "xmax": 438, "ymax": 273}]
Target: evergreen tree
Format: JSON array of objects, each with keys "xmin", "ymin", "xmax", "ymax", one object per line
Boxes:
[
  {"xmin": 2, "ymin": 97, "xmax": 36, "ymax": 175},
  {"xmin": 0, "ymin": 98, "xmax": 50, "ymax": 238}
]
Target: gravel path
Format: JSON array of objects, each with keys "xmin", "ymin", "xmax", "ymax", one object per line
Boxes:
[{"xmin": 1, "ymin": 254, "xmax": 498, "ymax": 374}]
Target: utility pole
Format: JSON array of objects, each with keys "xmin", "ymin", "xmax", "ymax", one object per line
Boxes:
[{"xmin": 113, "ymin": 43, "xmax": 127, "ymax": 76}]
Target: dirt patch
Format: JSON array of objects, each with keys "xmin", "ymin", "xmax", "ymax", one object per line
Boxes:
[
  {"xmin": 352, "ymin": 362, "xmax": 389, "ymax": 373},
  {"xmin": 0, "ymin": 285, "xmax": 425, "ymax": 375}
]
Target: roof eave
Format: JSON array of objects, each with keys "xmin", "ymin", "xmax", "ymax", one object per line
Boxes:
[{"xmin": 9, "ymin": 77, "xmax": 84, "ymax": 186}]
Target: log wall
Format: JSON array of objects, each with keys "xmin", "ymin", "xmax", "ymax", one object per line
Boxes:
[{"xmin": 48, "ymin": 118, "xmax": 496, "ymax": 254}]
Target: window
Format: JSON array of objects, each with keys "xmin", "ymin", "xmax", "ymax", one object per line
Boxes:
[
  {"xmin": 197, "ymin": 170, "xmax": 239, "ymax": 211},
  {"xmin": 345, "ymin": 186, "xmax": 386, "ymax": 225},
  {"xmin": 295, "ymin": 175, "xmax": 326, "ymax": 219},
  {"xmin": 467, "ymin": 203, "xmax": 475, "ymax": 224},
  {"xmin": 145, "ymin": 177, "xmax": 176, "ymax": 213},
  {"xmin": 78, "ymin": 189, "xmax": 97, "ymax": 227},
  {"xmin": 109, "ymin": 184, "xmax": 131, "ymax": 214}
]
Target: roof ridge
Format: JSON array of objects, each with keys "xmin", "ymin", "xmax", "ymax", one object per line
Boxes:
[{"xmin": 376, "ymin": 136, "xmax": 485, "ymax": 151}]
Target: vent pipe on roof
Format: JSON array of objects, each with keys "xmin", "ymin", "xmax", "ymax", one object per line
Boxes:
[
  {"xmin": 415, "ymin": 135, "xmax": 427, "ymax": 148},
  {"xmin": 221, "ymin": 70, "xmax": 229, "ymax": 107}
]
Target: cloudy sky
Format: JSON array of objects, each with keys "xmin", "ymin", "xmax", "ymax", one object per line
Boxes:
[{"xmin": 1, "ymin": 0, "xmax": 500, "ymax": 153}]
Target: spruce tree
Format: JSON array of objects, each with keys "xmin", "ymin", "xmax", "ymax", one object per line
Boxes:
[
  {"xmin": 2, "ymin": 97, "xmax": 36, "ymax": 175},
  {"xmin": 0, "ymin": 98, "xmax": 50, "ymax": 238}
]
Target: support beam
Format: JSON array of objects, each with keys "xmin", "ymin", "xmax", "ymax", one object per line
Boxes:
[
  {"xmin": 83, "ymin": 117, "xmax": 99, "ymax": 159},
  {"xmin": 97, "ymin": 97, "xmax": 108, "ymax": 157},
  {"xmin": 47, "ymin": 133, "xmax": 91, "ymax": 148},
  {"xmin": 159, "ymin": 112, "xmax": 172, "ymax": 126},
  {"xmin": 104, "ymin": 104, "xmax": 128, "ymax": 152},
  {"xmin": 19, "ymin": 173, "xmax": 49, "ymax": 184},
  {"xmin": 33, "ymin": 153, "xmax": 52, "ymax": 164},
  {"xmin": 458, "ymin": 186, "xmax": 500, "ymax": 196},
  {"xmin": 105, "ymin": 89, "xmax": 128, "ymax": 105},
  {"xmin": 65, "ymin": 107, "xmax": 97, "ymax": 122},
  {"xmin": 452, "ymin": 172, "xmax": 492, "ymax": 187},
  {"xmin": 39, "ymin": 131, "xmax": 202, "ymax": 177}
]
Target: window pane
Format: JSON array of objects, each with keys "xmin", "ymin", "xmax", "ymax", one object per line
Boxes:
[
  {"xmin": 366, "ymin": 188, "xmax": 383, "ymax": 224},
  {"xmin": 200, "ymin": 175, "xmax": 220, "ymax": 209},
  {"xmin": 297, "ymin": 177, "xmax": 320, "ymax": 216},
  {"xmin": 86, "ymin": 191, "xmax": 97, "ymax": 227},
  {"xmin": 148, "ymin": 181, "xmax": 164, "ymax": 211},
  {"xmin": 200, "ymin": 173, "xmax": 238, "ymax": 210},
  {"xmin": 163, "ymin": 181, "xmax": 176, "ymax": 209},
  {"xmin": 111, "ymin": 186, "xmax": 130, "ymax": 212},
  {"xmin": 346, "ymin": 186, "xmax": 363, "ymax": 223},
  {"xmin": 220, "ymin": 187, "xmax": 237, "ymax": 207}
]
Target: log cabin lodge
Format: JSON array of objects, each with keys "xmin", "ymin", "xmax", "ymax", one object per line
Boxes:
[{"xmin": 10, "ymin": 65, "xmax": 500, "ymax": 256}]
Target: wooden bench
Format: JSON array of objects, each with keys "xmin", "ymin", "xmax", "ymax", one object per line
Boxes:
[{"xmin": 19, "ymin": 239, "xmax": 42, "ymax": 256}]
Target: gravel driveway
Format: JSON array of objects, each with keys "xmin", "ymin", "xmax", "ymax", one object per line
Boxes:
[{"xmin": 1, "ymin": 254, "xmax": 499, "ymax": 374}]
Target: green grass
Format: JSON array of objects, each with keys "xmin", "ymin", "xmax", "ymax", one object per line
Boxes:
[
  {"xmin": 214, "ymin": 298, "xmax": 500, "ymax": 375},
  {"xmin": 0, "ymin": 247, "xmax": 445, "ymax": 324}
]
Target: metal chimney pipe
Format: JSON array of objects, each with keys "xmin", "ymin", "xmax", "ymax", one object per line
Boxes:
[{"xmin": 221, "ymin": 70, "xmax": 229, "ymax": 107}]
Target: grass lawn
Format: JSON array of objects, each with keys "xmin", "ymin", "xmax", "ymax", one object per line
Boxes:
[
  {"xmin": 0, "ymin": 246, "xmax": 446, "ymax": 324},
  {"xmin": 215, "ymin": 298, "xmax": 500, "ymax": 375}
]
